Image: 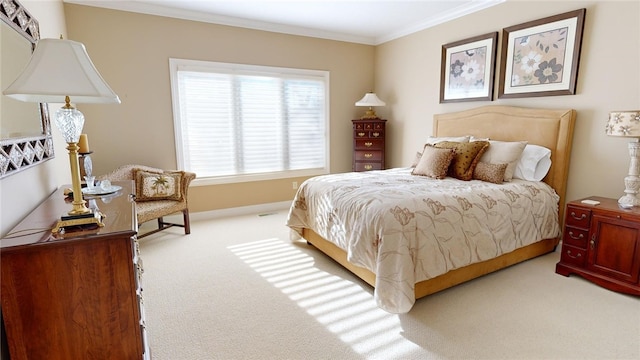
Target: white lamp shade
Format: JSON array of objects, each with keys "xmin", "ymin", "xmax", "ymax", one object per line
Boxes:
[
  {"xmin": 355, "ymin": 92, "xmax": 386, "ymax": 107},
  {"xmin": 3, "ymin": 38, "xmax": 120, "ymax": 104},
  {"xmin": 606, "ymin": 111, "xmax": 640, "ymax": 137}
]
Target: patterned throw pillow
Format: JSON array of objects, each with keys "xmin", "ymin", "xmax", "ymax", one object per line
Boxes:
[
  {"xmin": 478, "ymin": 140, "xmax": 527, "ymax": 181},
  {"xmin": 411, "ymin": 145, "xmax": 455, "ymax": 179},
  {"xmin": 433, "ymin": 141, "xmax": 489, "ymax": 181},
  {"xmin": 473, "ymin": 162, "xmax": 508, "ymax": 184},
  {"xmin": 134, "ymin": 170, "xmax": 184, "ymax": 201}
]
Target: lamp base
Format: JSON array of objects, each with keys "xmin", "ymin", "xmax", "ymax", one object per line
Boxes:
[
  {"xmin": 52, "ymin": 210, "xmax": 105, "ymax": 233},
  {"xmin": 619, "ymin": 141, "xmax": 640, "ymax": 207},
  {"xmin": 360, "ymin": 108, "xmax": 380, "ymax": 119}
]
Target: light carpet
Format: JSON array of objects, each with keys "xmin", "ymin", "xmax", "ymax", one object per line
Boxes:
[{"xmin": 139, "ymin": 210, "xmax": 640, "ymax": 360}]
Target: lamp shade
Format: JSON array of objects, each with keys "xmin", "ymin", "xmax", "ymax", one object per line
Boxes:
[
  {"xmin": 3, "ymin": 38, "xmax": 120, "ymax": 104},
  {"xmin": 355, "ymin": 92, "xmax": 386, "ymax": 107},
  {"xmin": 606, "ymin": 111, "xmax": 640, "ymax": 137}
]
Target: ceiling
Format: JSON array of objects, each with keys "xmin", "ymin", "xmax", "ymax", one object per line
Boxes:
[{"xmin": 64, "ymin": 0, "xmax": 505, "ymax": 45}]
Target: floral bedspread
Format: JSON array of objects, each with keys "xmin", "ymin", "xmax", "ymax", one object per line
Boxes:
[{"xmin": 286, "ymin": 168, "xmax": 560, "ymax": 313}]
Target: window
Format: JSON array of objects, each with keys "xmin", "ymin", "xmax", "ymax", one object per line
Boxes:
[{"xmin": 169, "ymin": 59, "xmax": 330, "ymax": 184}]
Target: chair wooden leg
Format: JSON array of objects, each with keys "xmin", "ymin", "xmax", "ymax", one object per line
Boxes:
[
  {"xmin": 183, "ymin": 209, "xmax": 191, "ymax": 234},
  {"xmin": 137, "ymin": 212, "xmax": 190, "ymax": 238}
]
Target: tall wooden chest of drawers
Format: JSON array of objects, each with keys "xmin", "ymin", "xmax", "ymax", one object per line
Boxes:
[
  {"xmin": 1, "ymin": 181, "xmax": 150, "ymax": 360},
  {"xmin": 555, "ymin": 196, "xmax": 640, "ymax": 295},
  {"xmin": 352, "ymin": 118, "xmax": 387, "ymax": 172}
]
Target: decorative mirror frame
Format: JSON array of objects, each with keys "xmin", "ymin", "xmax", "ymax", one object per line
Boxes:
[{"xmin": 0, "ymin": 0, "xmax": 54, "ymax": 179}]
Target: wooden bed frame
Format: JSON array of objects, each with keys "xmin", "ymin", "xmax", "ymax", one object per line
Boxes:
[{"xmin": 302, "ymin": 105, "xmax": 576, "ymax": 300}]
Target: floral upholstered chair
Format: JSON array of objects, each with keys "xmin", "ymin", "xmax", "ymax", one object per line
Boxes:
[{"xmin": 99, "ymin": 164, "xmax": 196, "ymax": 238}]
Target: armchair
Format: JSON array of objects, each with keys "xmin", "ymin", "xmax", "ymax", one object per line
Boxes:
[{"xmin": 99, "ymin": 164, "xmax": 196, "ymax": 238}]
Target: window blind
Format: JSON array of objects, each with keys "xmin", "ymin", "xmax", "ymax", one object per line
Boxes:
[{"xmin": 170, "ymin": 59, "xmax": 329, "ymax": 182}]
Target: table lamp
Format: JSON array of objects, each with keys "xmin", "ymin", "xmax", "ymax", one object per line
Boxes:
[
  {"xmin": 3, "ymin": 38, "xmax": 120, "ymax": 230},
  {"xmin": 605, "ymin": 110, "xmax": 640, "ymax": 207},
  {"xmin": 355, "ymin": 92, "xmax": 386, "ymax": 119}
]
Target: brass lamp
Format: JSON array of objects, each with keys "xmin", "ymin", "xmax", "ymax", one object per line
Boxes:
[
  {"xmin": 3, "ymin": 38, "xmax": 120, "ymax": 230},
  {"xmin": 355, "ymin": 92, "xmax": 386, "ymax": 119},
  {"xmin": 606, "ymin": 110, "xmax": 640, "ymax": 207}
]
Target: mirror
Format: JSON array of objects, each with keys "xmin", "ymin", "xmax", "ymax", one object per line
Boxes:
[{"xmin": 0, "ymin": 0, "xmax": 54, "ymax": 179}]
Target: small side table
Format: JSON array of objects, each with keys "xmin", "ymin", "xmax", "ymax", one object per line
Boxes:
[{"xmin": 556, "ymin": 196, "xmax": 640, "ymax": 295}]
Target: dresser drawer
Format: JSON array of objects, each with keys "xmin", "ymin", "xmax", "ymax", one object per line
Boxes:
[
  {"xmin": 355, "ymin": 138, "xmax": 383, "ymax": 150},
  {"xmin": 354, "ymin": 150, "xmax": 382, "ymax": 161},
  {"xmin": 563, "ymin": 226, "xmax": 589, "ymax": 249},
  {"xmin": 565, "ymin": 205, "xmax": 591, "ymax": 228},
  {"xmin": 354, "ymin": 130, "xmax": 385, "ymax": 139},
  {"xmin": 354, "ymin": 162, "xmax": 383, "ymax": 172},
  {"xmin": 353, "ymin": 122, "xmax": 385, "ymax": 131},
  {"xmin": 560, "ymin": 244, "xmax": 587, "ymax": 267}
]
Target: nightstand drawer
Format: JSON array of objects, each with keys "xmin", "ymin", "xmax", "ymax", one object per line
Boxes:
[
  {"xmin": 354, "ymin": 150, "xmax": 382, "ymax": 161},
  {"xmin": 355, "ymin": 139, "xmax": 383, "ymax": 150},
  {"xmin": 565, "ymin": 205, "xmax": 591, "ymax": 228},
  {"xmin": 560, "ymin": 244, "xmax": 587, "ymax": 267},
  {"xmin": 563, "ymin": 226, "xmax": 588, "ymax": 248}
]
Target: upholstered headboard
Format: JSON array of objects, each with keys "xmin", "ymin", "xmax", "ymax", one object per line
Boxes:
[{"xmin": 433, "ymin": 105, "xmax": 576, "ymax": 221}]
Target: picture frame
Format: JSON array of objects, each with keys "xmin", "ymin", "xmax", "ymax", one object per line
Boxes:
[
  {"xmin": 440, "ymin": 32, "xmax": 498, "ymax": 103},
  {"xmin": 498, "ymin": 8, "xmax": 586, "ymax": 99}
]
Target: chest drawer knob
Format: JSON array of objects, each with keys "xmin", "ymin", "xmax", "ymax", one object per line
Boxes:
[
  {"xmin": 364, "ymin": 153, "xmax": 373, "ymax": 158},
  {"xmin": 570, "ymin": 211, "xmax": 586, "ymax": 221},
  {"xmin": 566, "ymin": 249, "xmax": 582, "ymax": 259},
  {"xmin": 567, "ymin": 231, "xmax": 584, "ymax": 240},
  {"xmin": 358, "ymin": 132, "xmax": 365, "ymax": 137},
  {"xmin": 365, "ymin": 142, "xmax": 373, "ymax": 147}
]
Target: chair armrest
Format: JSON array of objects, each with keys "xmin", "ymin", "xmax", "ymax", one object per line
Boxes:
[{"xmin": 181, "ymin": 171, "xmax": 196, "ymax": 202}]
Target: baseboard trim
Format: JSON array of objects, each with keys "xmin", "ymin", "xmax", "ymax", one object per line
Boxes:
[{"xmin": 171, "ymin": 201, "xmax": 291, "ymax": 223}]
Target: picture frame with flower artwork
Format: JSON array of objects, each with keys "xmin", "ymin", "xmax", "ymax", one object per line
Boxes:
[
  {"xmin": 498, "ymin": 9, "xmax": 586, "ymax": 99},
  {"xmin": 440, "ymin": 32, "xmax": 498, "ymax": 103}
]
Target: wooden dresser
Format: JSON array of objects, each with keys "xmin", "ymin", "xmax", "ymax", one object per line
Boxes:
[
  {"xmin": 352, "ymin": 118, "xmax": 386, "ymax": 172},
  {"xmin": 556, "ymin": 196, "xmax": 640, "ymax": 295},
  {"xmin": 1, "ymin": 181, "xmax": 150, "ymax": 360}
]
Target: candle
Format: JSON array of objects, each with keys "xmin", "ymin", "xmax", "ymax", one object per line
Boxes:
[{"xmin": 78, "ymin": 134, "xmax": 90, "ymax": 153}]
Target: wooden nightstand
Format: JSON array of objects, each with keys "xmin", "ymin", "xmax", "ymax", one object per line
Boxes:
[
  {"xmin": 352, "ymin": 118, "xmax": 386, "ymax": 172},
  {"xmin": 556, "ymin": 196, "xmax": 640, "ymax": 295}
]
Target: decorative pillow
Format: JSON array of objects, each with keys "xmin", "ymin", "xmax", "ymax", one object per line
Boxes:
[
  {"xmin": 134, "ymin": 170, "xmax": 184, "ymax": 201},
  {"xmin": 478, "ymin": 140, "xmax": 527, "ymax": 181},
  {"xmin": 513, "ymin": 144, "xmax": 552, "ymax": 181},
  {"xmin": 473, "ymin": 162, "xmax": 508, "ymax": 184},
  {"xmin": 425, "ymin": 135, "xmax": 470, "ymax": 145},
  {"xmin": 411, "ymin": 145, "xmax": 455, "ymax": 179},
  {"xmin": 433, "ymin": 141, "xmax": 489, "ymax": 181},
  {"xmin": 410, "ymin": 151, "xmax": 422, "ymax": 167}
]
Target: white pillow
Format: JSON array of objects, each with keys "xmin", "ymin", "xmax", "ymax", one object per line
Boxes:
[
  {"xmin": 425, "ymin": 135, "xmax": 470, "ymax": 145},
  {"xmin": 513, "ymin": 145, "xmax": 552, "ymax": 181},
  {"xmin": 479, "ymin": 140, "xmax": 527, "ymax": 181}
]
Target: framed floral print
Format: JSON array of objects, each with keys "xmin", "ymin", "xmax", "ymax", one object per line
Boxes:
[
  {"xmin": 440, "ymin": 32, "xmax": 498, "ymax": 103},
  {"xmin": 498, "ymin": 9, "xmax": 586, "ymax": 99}
]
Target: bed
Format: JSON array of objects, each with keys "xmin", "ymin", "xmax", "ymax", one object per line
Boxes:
[{"xmin": 286, "ymin": 105, "xmax": 576, "ymax": 313}]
